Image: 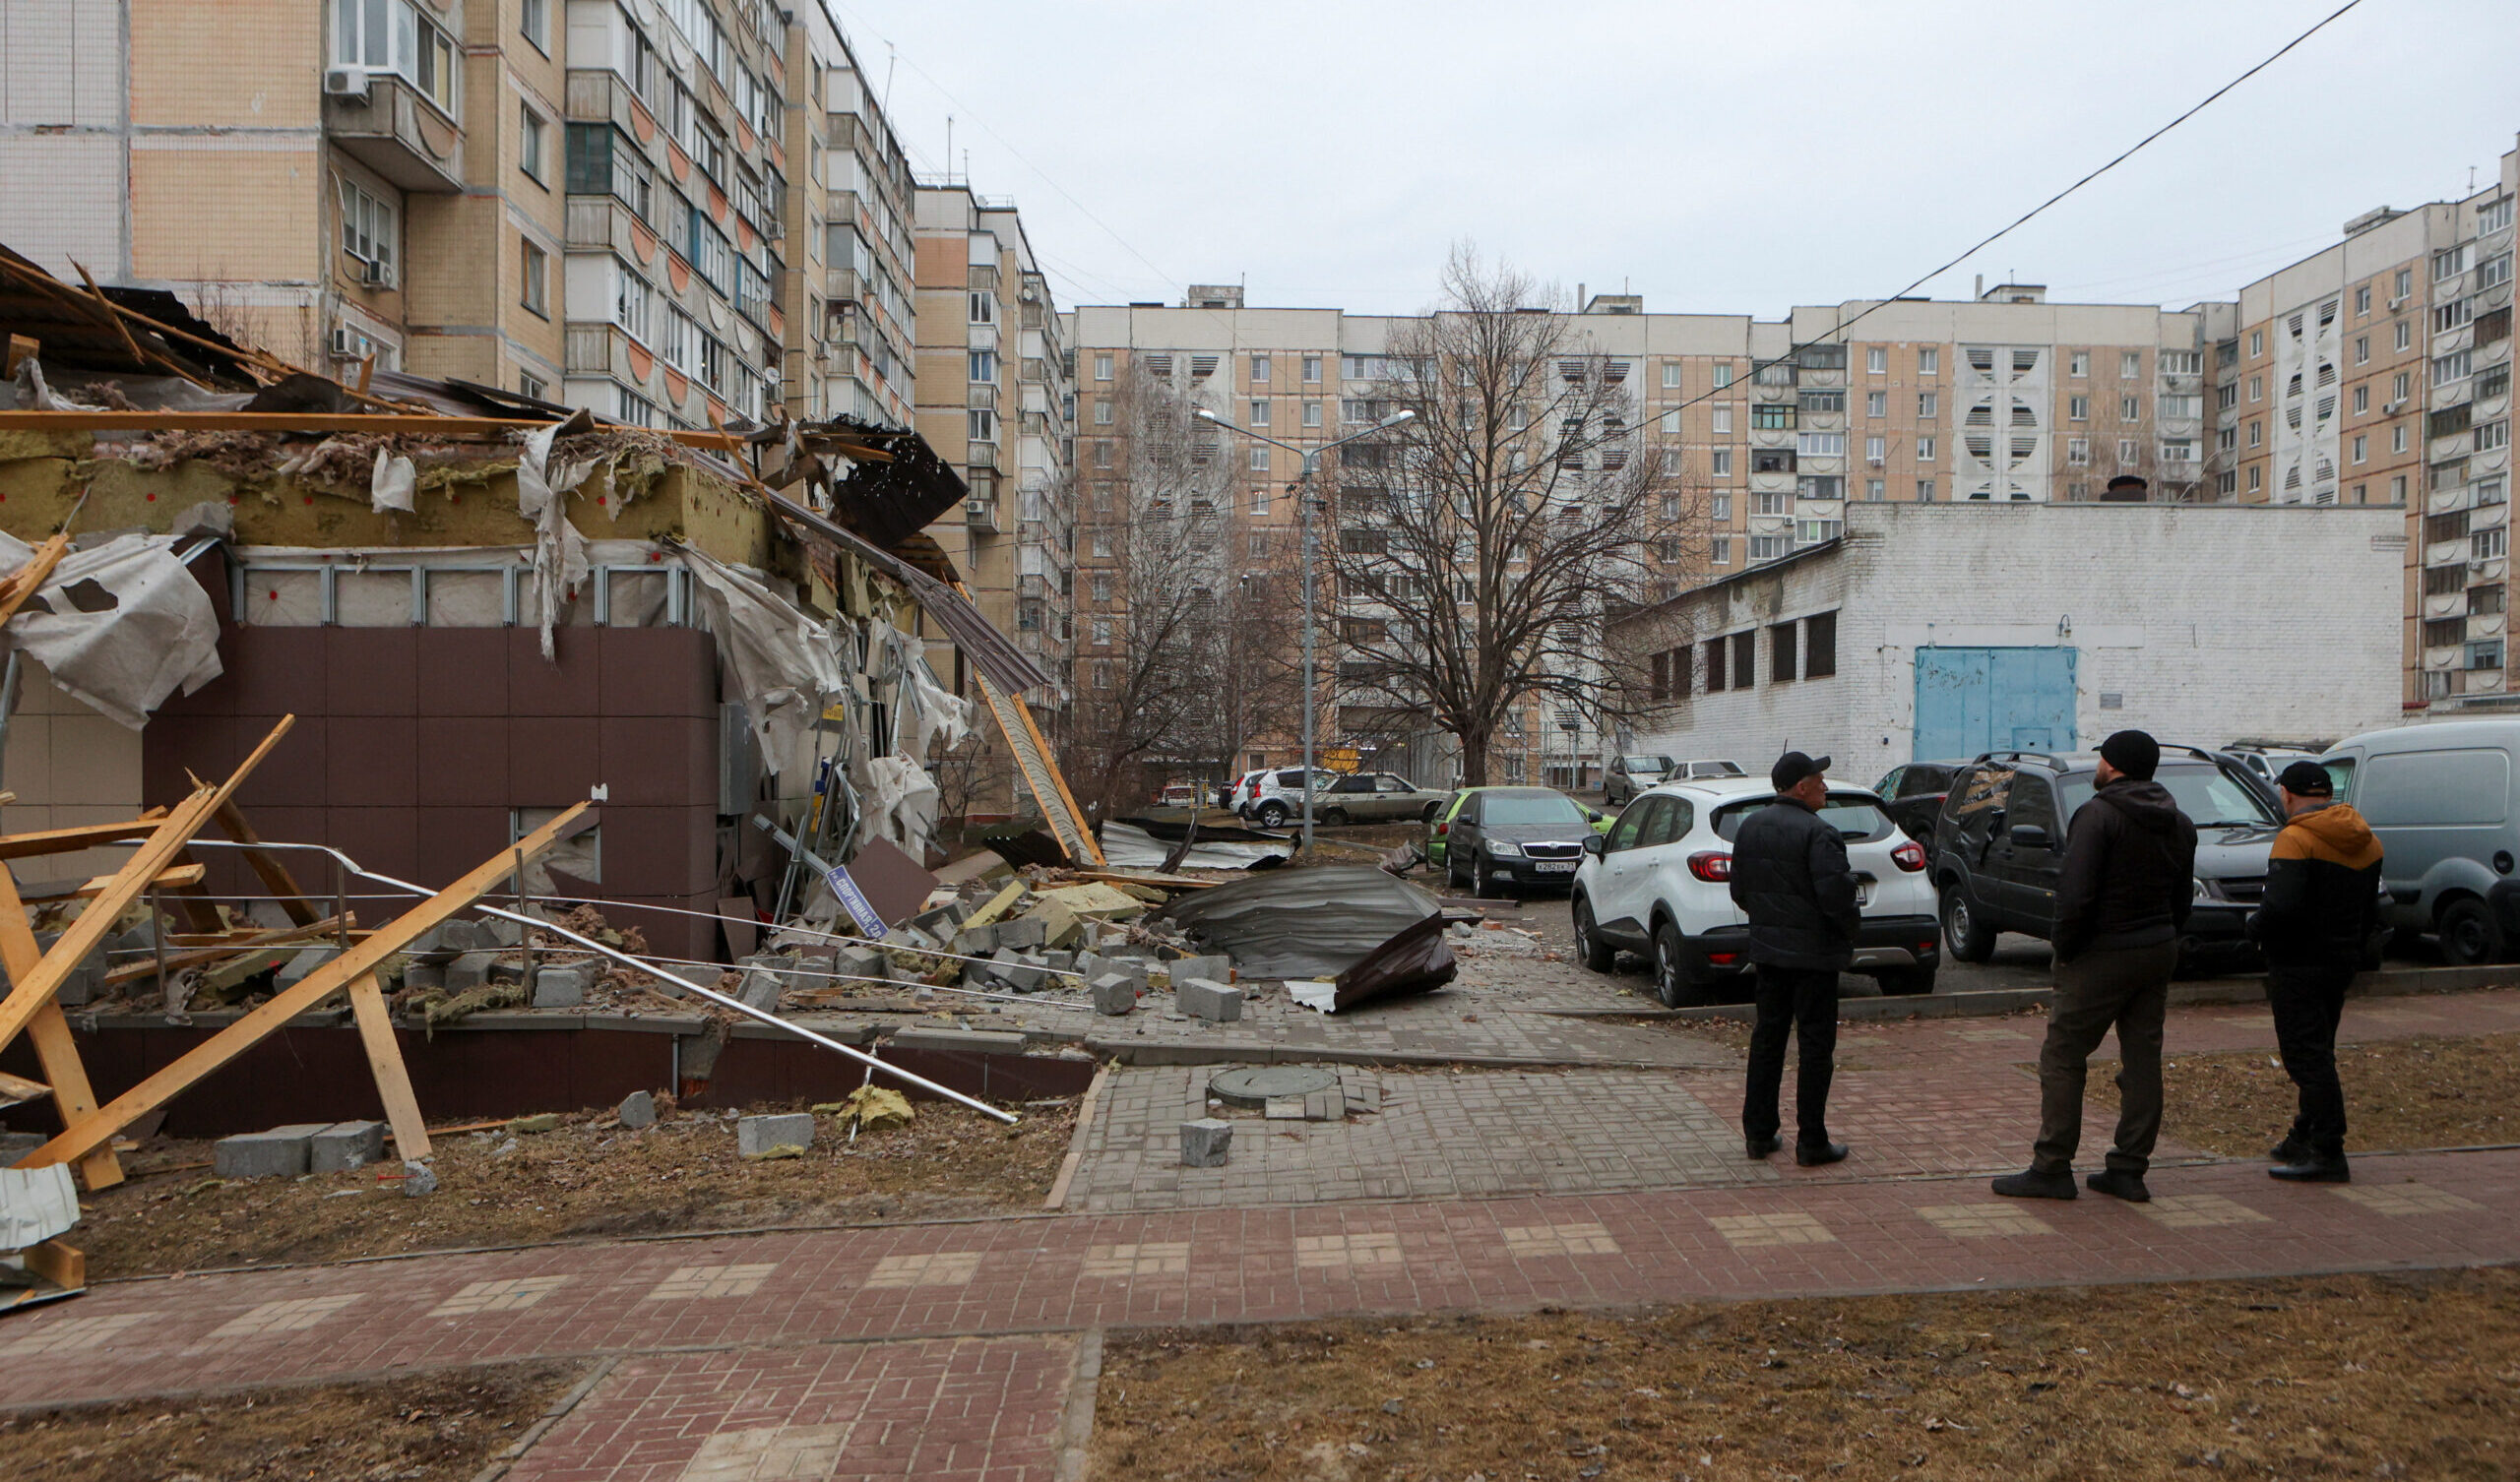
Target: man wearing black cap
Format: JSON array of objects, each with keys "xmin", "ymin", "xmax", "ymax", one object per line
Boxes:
[
  {"xmin": 2247, "ymin": 761, "xmax": 2382, "ymax": 1183},
  {"xmin": 1731, "ymin": 751, "xmax": 1861, "ymax": 1166},
  {"xmin": 1993, "ymin": 728, "xmax": 2197, "ymax": 1202}
]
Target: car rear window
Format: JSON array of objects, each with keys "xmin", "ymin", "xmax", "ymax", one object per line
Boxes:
[
  {"xmin": 1711, "ymin": 793, "xmax": 1897, "ymax": 843},
  {"xmin": 1480, "ymin": 792, "xmax": 1589, "ymax": 826}
]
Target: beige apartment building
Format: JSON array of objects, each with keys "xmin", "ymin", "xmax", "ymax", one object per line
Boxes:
[
  {"xmin": 911, "ymin": 183, "xmax": 1075, "ymax": 816},
  {"xmin": 1066, "ymin": 288, "xmax": 2218, "ymax": 786},
  {"xmin": 0, "ymin": 0, "xmax": 914, "ymax": 430}
]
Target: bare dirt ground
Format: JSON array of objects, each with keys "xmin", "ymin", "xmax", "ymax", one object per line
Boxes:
[
  {"xmin": 2094, "ymin": 1030, "xmax": 2520, "ymax": 1157},
  {"xmin": 75, "ymin": 1096, "xmax": 1075, "ymax": 1275},
  {"xmin": 4, "ymin": 1361, "xmax": 582, "ymax": 1482},
  {"xmin": 1092, "ymin": 1267, "xmax": 2520, "ymax": 1481}
]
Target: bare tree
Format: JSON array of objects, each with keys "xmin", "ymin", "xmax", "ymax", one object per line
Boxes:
[
  {"xmin": 1327, "ymin": 247, "xmax": 1702, "ymax": 784},
  {"xmin": 1064, "ymin": 360, "xmax": 1248, "ymax": 815}
]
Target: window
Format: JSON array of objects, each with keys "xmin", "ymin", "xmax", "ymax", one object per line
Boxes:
[
  {"xmin": 2475, "ymin": 585, "xmax": 2508, "ymax": 616},
  {"xmin": 1748, "ymin": 534, "xmax": 1787, "ymax": 562},
  {"xmin": 1094, "ymin": 400, "xmax": 1113, "ymax": 425},
  {"xmin": 1798, "ymin": 389, "xmax": 1845, "ymax": 413},
  {"xmin": 2120, "ymin": 351, "xmax": 2141, "ymax": 378},
  {"xmin": 1916, "ymin": 479, "xmax": 1935, "ymax": 502},
  {"xmin": 1246, "ymin": 353, "xmax": 1270, "ymax": 384},
  {"xmin": 968, "ymin": 408, "xmax": 998, "ymax": 443},
  {"xmin": 332, "ymin": 0, "xmax": 457, "ymax": 114},
  {"xmin": 2355, "ymin": 284, "xmax": 2371, "ymax": 315},
  {"xmin": 1248, "ymin": 446, "xmax": 1270, "ymax": 471},
  {"xmin": 1916, "ymin": 435, "xmax": 1935, "ymax": 462},
  {"xmin": 2067, "ymin": 436, "xmax": 2089, "ymax": 465},
  {"xmin": 967, "ymin": 291, "xmax": 995, "ymax": 325},
  {"xmin": 520, "ymin": 238, "xmax": 548, "ymax": 316},
  {"xmin": 1864, "ymin": 478, "xmax": 1884, "ymax": 501},
  {"xmin": 2484, "ymin": 364, "xmax": 2513, "ymax": 401},
  {"xmin": 2160, "ymin": 394, "xmax": 2201, "ymax": 418},
  {"xmin": 2469, "ymin": 640, "xmax": 2505, "ymax": 672},
  {"xmin": 2435, "ymin": 350, "xmax": 2473, "ymax": 387},
  {"xmin": 2353, "ymin": 434, "xmax": 2367, "ymax": 464},
  {"xmin": 1797, "ymin": 432, "xmax": 1845, "ymax": 457},
  {"xmin": 1711, "ymin": 361, "xmax": 1734, "ymax": 388},
  {"xmin": 2484, "ymin": 255, "xmax": 2515, "ymax": 291},
  {"xmin": 1754, "ymin": 360, "xmax": 1796, "ymax": 387},
  {"xmin": 1866, "ymin": 391, "xmax": 1887, "ymax": 417},
  {"xmin": 2482, "ymin": 421, "xmax": 2511, "ymax": 455},
  {"xmin": 1710, "ymin": 535, "xmax": 1732, "ymax": 565},
  {"xmin": 2437, "ymin": 298, "xmax": 2475, "ymax": 334},
  {"xmin": 1302, "ymin": 401, "xmax": 1321, "ymax": 428},
  {"xmin": 2436, "ymin": 244, "xmax": 2475, "ymax": 281},
  {"xmin": 2477, "ymin": 527, "xmax": 2507, "ymax": 561},
  {"xmin": 1804, "ymin": 611, "xmax": 1837, "ymax": 678},
  {"xmin": 2484, "ymin": 197, "xmax": 2517, "ymax": 234},
  {"xmin": 1797, "ymin": 475, "xmax": 1842, "ymax": 500},
  {"xmin": 1663, "ymin": 360, "xmax": 1683, "ymax": 388},
  {"xmin": 336, "ymin": 175, "xmax": 396, "ymax": 285},
  {"xmin": 1249, "ymin": 399, "xmax": 1269, "ymax": 427},
  {"xmin": 518, "ymin": 105, "xmax": 549, "ymax": 185},
  {"xmin": 1751, "ymin": 449, "xmax": 1796, "ymax": 474},
  {"xmin": 1731, "ymin": 631, "xmax": 1757, "ymax": 686},
  {"xmin": 2069, "ymin": 349, "xmax": 2089, "ymax": 377},
  {"xmin": 1710, "ymin": 449, "xmax": 1732, "ymax": 476},
  {"xmin": 2351, "ymin": 385, "xmax": 2367, "ymax": 415},
  {"xmin": 1865, "ymin": 346, "xmax": 1887, "ymax": 374},
  {"xmin": 2394, "ymin": 426, "xmax": 2409, "ymax": 455},
  {"xmin": 2250, "ymin": 329, "xmax": 2265, "ymax": 357},
  {"xmin": 1865, "ymin": 434, "xmax": 1886, "ymax": 461},
  {"xmin": 1770, "ymin": 622, "xmax": 1797, "ymax": 683},
  {"xmin": 1752, "ymin": 403, "xmax": 1796, "ymax": 430},
  {"xmin": 1091, "ymin": 532, "xmax": 1111, "ymax": 557},
  {"xmin": 1918, "ymin": 347, "xmax": 1938, "ymax": 375},
  {"xmin": 1711, "ymin": 406, "xmax": 1732, "ymax": 434},
  {"xmin": 1754, "ymin": 490, "xmax": 1789, "ymax": 517},
  {"xmin": 2248, "ymin": 465, "xmax": 2263, "ymax": 492},
  {"xmin": 1093, "ymin": 440, "xmax": 1112, "ymax": 467},
  {"xmin": 1251, "ymin": 485, "xmax": 1270, "ymax": 516},
  {"xmin": 1091, "ymin": 617, "xmax": 1111, "ymax": 645},
  {"xmin": 2478, "ymin": 477, "xmax": 2508, "ymax": 509},
  {"xmin": 1095, "ymin": 353, "xmax": 1112, "ymax": 381},
  {"xmin": 968, "ymin": 349, "xmax": 997, "ymax": 384},
  {"xmin": 2117, "ymin": 438, "xmax": 2138, "ymax": 464},
  {"xmin": 2068, "ymin": 395, "xmax": 2089, "ymax": 421},
  {"xmin": 2396, "ymin": 321, "xmax": 2413, "ymax": 352},
  {"xmin": 2161, "ymin": 439, "xmax": 2196, "ymax": 463},
  {"xmin": 2121, "ymin": 394, "xmax": 2141, "ymax": 419},
  {"xmin": 1705, "ymin": 635, "xmax": 1728, "ymax": 688},
  {"xmin": 1918, "ymin": 392, "xmax": 1938, "ymax": 417}
]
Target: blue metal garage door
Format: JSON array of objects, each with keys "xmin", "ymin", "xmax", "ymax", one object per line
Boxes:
[{"xmin": 1913, "ymin": 647, "xmax": 2078, "ymax": 760}]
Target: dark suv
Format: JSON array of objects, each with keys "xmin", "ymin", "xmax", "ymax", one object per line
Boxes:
[{"xmin": 1929, "ymin": 748, "xmax": 2282, "ymax": 972}]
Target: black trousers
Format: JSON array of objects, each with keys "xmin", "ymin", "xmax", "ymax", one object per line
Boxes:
[
  {"xmin": 1742, "ymin": 964, "xmax": 1839, "ymax": 1147},
  {"xmin": 2267, "ymin": 961, "xmax": 2354, "ymax": 1157},
  {"xmin": 2033, "ymin": 939, "xmax": 2177, "ymax": 1177}
]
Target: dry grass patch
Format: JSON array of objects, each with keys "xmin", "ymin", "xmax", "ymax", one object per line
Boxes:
[
  {"xmin": 2093, "ymin": 1030, "xmax": 2520, "ymax": 1157},
  {"xmin": 3, "ymin": 1361, "xmax": 580, "ymax": 1482},
  {"xmin": 1093, "ymin": 1267, "xmax": 2520, "ymax": 1481},
  {"xmin": 76, "ymin": 1096, "xmax": 1074, "ymax": 1276}
]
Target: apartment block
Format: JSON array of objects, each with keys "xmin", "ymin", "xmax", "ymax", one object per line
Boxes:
[
  {"xmin": 788, "ymin": 2, "xmax": 914, "ymax": 428},
  {"xmin": 912, "ymin": 184, "xmax": 1075, "ymax": 812}
]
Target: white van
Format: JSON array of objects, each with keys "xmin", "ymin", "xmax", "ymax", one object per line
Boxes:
[{"xmin": 2319, "ymin": 717, "xmax": 2520, "ymax": 963}]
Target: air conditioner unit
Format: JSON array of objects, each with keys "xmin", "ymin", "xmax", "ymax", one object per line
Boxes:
[
  {"xmin": 359, "ymin": 259, "xmax": 388, "ymax": 287},
  {"xmin": 329, "ymin": 327, "xmax": 357, "ymax": 357},
  {"xmin": 965, "ymin": 498, "xmax": 990, "ymax": 518},
  {"xmin": 324, "ymin": 67, "xmax": 371, "ymax": 99}
]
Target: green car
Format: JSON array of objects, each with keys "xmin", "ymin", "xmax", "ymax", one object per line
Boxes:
[{"xmin": 1423, "ymin": 786, "xmax": 1614, "ymax": 872}]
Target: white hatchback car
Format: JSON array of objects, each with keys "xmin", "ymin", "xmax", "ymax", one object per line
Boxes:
[{"xmin": 1569, "ymin": 775, "xmax": 1942, "ymax": 1007}]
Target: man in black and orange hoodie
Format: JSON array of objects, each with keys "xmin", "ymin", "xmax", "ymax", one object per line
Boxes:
[{"xmin": 2247, "ymin": 761, "xmax": 2383, "ymax": 1184}]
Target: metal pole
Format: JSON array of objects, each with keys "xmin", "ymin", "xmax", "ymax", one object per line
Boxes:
[
  {"xmin": 514, "ymin": 845, "xmax": 535, "ymax": 990},
  {"xmin": 1298, "ymin": 451, "xmax": 1318, "ymax": 854}
]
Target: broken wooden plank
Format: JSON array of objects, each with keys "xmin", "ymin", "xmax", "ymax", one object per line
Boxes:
[
  {"xmin": 957, "ymin": 880, "xmax": 1028, "ymax": 933},
  {"xmin": 69, "ymin": 862, "xmax": 204, "ymax": 898},
  {"xmin": 22, "ymin": 1239, "xmax": 82, "ymax": 1292},
  {"xmin": 20, "ymin": 800, "xmax": 590, "ymax": 1172},
  {"xmin": 100, "ymin": 912, "xmax": 356, "ymax": 987},
  {"xmin": 0, "ymin": 533, "xmax": 70, "ymax": 625},
  {"xmin": 0, "ymin": 867, "xmax": 120, "ymax": 1188},
  {"xmin": 0, "ymin": 1068, "xmax": 47, "ymax": 1108},
  {"xmin": 0, "ymin": 812, "xmax": 171, "ymax": 860},
  {"xmin": 0, "ymin": 715, "xmax": 292, "ymax": 1057},
  {"xmin": 348, "ymin": 972, "xmax": 429, "ymax": 1160},
  {"xmin": 214, "ymin": 798, "xmax": 323, "ymax": 927}
]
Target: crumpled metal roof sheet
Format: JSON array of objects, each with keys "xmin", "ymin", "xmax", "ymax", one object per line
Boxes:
[{"xmin": 1152, "ymin": 865, "xmax": 1446, "ymax": 979}]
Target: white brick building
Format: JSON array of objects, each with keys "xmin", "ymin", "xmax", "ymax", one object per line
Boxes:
[{"xmin": 1610, "ymin": 502, "xmax": 2407, "ymax": 781}]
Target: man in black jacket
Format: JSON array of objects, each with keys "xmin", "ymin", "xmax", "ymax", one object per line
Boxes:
[
  {"xmin": 2247, "ymin": 760, "xmax": 2382, "ymax": 1184},
  {"xmin": 1994, "ymin": 730, "xmax": 2198, "ymax": 1203},
  {"xmin": 1732, "ymin": 751, "xmax": 1861, "ymax": 1166}
]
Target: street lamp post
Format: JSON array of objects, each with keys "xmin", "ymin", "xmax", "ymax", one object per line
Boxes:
[{"xmin": 1195, "ymin": 405, "xmax": 1413, "ymax": 852}]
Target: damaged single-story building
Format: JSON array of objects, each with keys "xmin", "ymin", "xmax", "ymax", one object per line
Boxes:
[
  {"xmin": 0, "ymin": 247, "xmax": 1063, "ymax": 963},
  {"xmin": 1610, "ymin": 501, "xmax": 2409, "ymax": 776}
]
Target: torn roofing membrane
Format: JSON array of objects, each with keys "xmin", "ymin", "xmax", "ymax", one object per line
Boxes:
[{"xmin": 1152, "ymin": 865, "xmax": 1447, "ymax": 979}]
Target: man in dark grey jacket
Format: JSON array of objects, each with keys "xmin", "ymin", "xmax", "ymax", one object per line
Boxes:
[
  {"xmin": 1731, "ymin": 751, "xmax": 1861, "ymax": 1166},
  {"xmin": 1994, "ymin": 729, "xmax": 2198, "ymax": 1203}
]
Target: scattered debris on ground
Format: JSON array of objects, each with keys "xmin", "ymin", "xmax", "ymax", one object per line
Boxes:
[
  {"xmin": 74, "ymin": 1095, "xmax": 1074, "ymax": 1274},
  {"xmin": 1093, "ymin": 1267, "xmax": 2520, "ymax": 1480},
  {"xmin": 2096, "ymin": 1029, "xmax": 2520, "ymax": 1156},
  {"xmin": 0, "ymin": 1361, "xmax": 584, "ymax": 1482}
]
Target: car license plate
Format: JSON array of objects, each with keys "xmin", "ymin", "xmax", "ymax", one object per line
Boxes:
[{"xmin": 1534, "ymin": 860, "xmax": 1577, "ymax": 874}]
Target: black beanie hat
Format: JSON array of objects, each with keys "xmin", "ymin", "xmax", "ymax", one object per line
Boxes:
[
  {"xmin": 2276, "ymin": 760, "xmax": 2334, "ymax": 796},
  {"xmin": 2099, "ymin": 729, "xmax": 2160, "ymax": 780}
]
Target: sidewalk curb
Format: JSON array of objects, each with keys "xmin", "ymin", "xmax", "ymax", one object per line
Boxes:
[
  {"xmin": 1089, "ymin": 1039, "xmax": 1702, "ymax": 1071},
  {"xmin": 1550, "ymin": 964, "xmax": 2520, "ymax": 1024}
]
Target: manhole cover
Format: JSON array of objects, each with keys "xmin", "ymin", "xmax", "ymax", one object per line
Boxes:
[{"xmin": 1208, "ymin": 1065, "xmax": 1338, "ymax": 1108}]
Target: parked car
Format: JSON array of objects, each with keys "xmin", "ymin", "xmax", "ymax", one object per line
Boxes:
[
  {"xmin": 1569, "ymin": 775, "xmax": 1940, "ymax": 1006},
  {"xmin": 1662, "ymin": 759, "xmax": 1748, "ymax": 782},
  {"xmin": 1928, "ymin": 747, "xmax": 2281, "ymax": 973},
  {"xmin": 2217, "ymin": 743, "xmax": 2320, "ymax": 811},
  {"xmin": 1426, "ymin": 787, "xmax": 1612, "ymax": 872},
  {"xmin": 1605, "ymin": 753, "xmax": 1678, "ymax": 807},
  {"xmin": 1872, "ymin": 760, "xmax": 1966, "ymax": 844},
  {"xmin": 1236, "ymin": 768, "xmax": 1339, "ymax": 827},
  {"xmin": 1442, "ymin": 787, "xmax": 1604, "ymax": 895},
  {"xmin": 1155, "ymin": 781, "xmax": 1202, "ymax": 807},
  {"xmin": 1314, "ymin": 772, "xmax": 1451, "ymax": 825},
  {"xmin": 2319, "ymin": 718, "xmax": 2520, "ymax": 964}
]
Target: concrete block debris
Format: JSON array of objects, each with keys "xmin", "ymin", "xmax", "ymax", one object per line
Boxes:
[
  {"xmin": 401, "ymin": 1159, "xmax": 438, "ymax": 1198},
  {"xmin": 445, "ymin": 950, "xmax": 501, "ymax": 993},
  {"xmin": 531, "ymin": 960, "xmax": 595, "ymax": 1008},
  {"xmin": 888, "ymin": 1025, "xmax": 1027, "ymax": 1055},
  {"xmin": 213, "ymin": 1123, "xmax": 330, "ymax": 1180},
  {"xmin": 737, "ymin": 1112, "xmax": 816, "ymax": 1158},
  {"xmin": 951, "ymin": 924, "xmax": 998, "ymax": 957},
  {"xmin": 987, "ymin": 948, "xmax": 1046, "ymax": 992},
  {"xmin": 618, "ymin": 1089, "xmax": 658, "ymax": 1129},
  {"xmin": 309, "ymin": 1120, "xmax": 386, "ymax": 1172},
  {"xmin": 735, "ymin": 966, "xmax": 784, "ymax": 1013},
  {"xmin": 507, "ymin": 1113, "xmax": 562, "ymax": 1135},
  {"xmin": 1090, "ymin": 972, "xmax": 1139, "ymax": 1016},
  {"xmin": 1172, "ymin": 954, "xmax": 1232, "ymax": 987},
  {"xmin": 1177, "ymin": 977, "xmax": 1243, "ymax": 1022},
  {"xmin": 837, "ymin": 944, "xmax": 892, "ymax": 982},
  {"xmin": 994, "ymin": 916, "xmax": 1047, "ymax": 951},
  {"xmin": 1179, "ymin": 1118, "xmax": 1233, "ymax": 1167}
]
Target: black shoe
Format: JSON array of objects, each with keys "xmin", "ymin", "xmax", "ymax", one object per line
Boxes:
[
  {"xmin": 2086, "ymin": 1169, "xmax": 2152, "ymax": 1202},
  {"xmin": 1795, "ymin": 1142, "xmax": 1850, "ymax": 1167},
  {"xmin": 2269, "ymin": 1155, "xmax": 2350, "ymax": 1184},
  {"xmin": 2269, "ymin": 1134, "xmax": 2307, "ymax": 1163},
  {"xmin": 1744, "ymin": 1134, "xmax": 1782, "ymax": 1159},
  {"xmin": 1991, "ymin": 1166, "xmax": 2078, "ymax": 1200}
]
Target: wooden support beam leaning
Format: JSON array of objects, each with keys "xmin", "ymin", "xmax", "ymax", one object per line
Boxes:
[
  {"xmin": 0, "ymin": 714, "xmax": 293, "ymax": 1057},
  {"xmin": 213, "ymin": 799, "xmax": 322, "ymax": 926},
  {"xmin": 0, "ymin": 866, "xmax": 119, "ymax": 1187},
  {"xmin": 19, "ymin": 801, "xmax": 592, "ymax": 1172},
  {"xmin": 347, "ymin": 972, "xmax": 429, "ymax": 1160},
  {"xmin": 0, "ymin": 812, "xmax": 171, "ymax": 861}
]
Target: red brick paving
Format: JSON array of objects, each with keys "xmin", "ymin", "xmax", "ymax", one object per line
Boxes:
[{"xmin": 3, "ymin": 987, "xmax": 2513, "ymax": 1479}]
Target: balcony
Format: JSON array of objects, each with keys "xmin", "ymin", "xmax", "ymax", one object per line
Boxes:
[
  {"xmin": 964, "ymin": 495, "xmax": 1004, "ymax": 534},
  {"xmin": 324, "ymin": 73, "xmax": 462, "ymax": 193}
]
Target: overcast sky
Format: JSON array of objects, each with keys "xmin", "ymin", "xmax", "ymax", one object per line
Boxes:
[{"xmin": 831, "ymin": 0, "xmax": 2520, "ymax": 320}]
